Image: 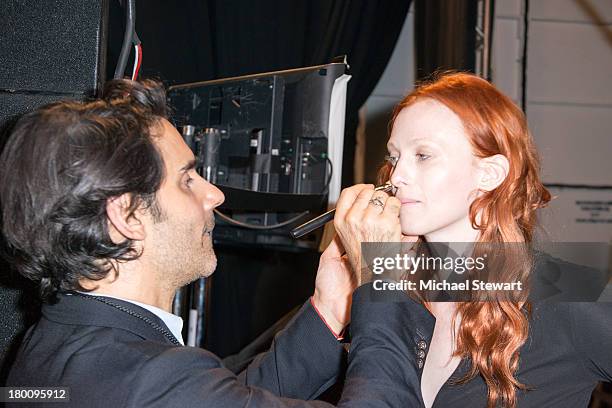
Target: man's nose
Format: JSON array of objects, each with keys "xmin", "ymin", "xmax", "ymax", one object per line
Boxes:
[{"xmin": 203, "ymin": 182, "xmax": 225, "ymax": 210}]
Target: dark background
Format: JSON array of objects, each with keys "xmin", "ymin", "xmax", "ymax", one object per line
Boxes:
[
  {"xmin": 1, "ymin": 0, "xmax": 478, "ymax": 379},
  {"xmin": 105, "ymin": 0, "xmax": 416, "ymax": 358}
]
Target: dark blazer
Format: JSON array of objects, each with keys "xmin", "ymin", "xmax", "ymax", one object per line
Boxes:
[
  {"xmin": 6, "ymin": 285, "xmax": 436, "ymax": 408},
  {"xmin": 416, "ymin": 253, "xmax": 612, "ymax": 407}
]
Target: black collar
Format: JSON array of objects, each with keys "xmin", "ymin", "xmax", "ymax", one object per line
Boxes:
[{"xmin": 42, "ymin": 292, "xmax": 182, "ymax": 346}]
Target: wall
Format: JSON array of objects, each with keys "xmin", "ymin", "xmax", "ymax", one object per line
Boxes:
[{"xmin": 492, "ymin": 0, "xmax": 612, "ymax": 249}]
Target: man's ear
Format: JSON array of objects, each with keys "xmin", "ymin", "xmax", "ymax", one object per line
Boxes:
[
  {"xmin": 477, "ymin": 154, "xmax": 509, "ymax": 192},
  {"xmin": 106, "ymin": 194, "xmax": 146, "ymax": 243}
]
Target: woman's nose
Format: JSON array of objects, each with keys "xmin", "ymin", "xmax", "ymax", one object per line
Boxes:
[
  {"xmin": 390, "ymin": 171, "xmax": 402, "ymax": 187},
  {"xmin": 389, "ymin": 163, "xmax": 405, "ymax": 186},
  {"xmin": 389, "ymin": 160, "xmax": 414, "ymax": 187}
]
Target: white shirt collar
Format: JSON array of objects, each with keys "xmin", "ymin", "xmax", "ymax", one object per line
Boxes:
[{"xmin": 75, "ymin": 292, "xmax": 184, "ymax": 345}]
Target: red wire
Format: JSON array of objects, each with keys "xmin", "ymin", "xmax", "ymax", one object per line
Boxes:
[{"xmin": 132, "ymin": 44, "xmax": 142, "ymax": 80}]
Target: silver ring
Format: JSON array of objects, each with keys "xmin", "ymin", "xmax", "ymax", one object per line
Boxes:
[{"xmin": 368, "ymin": 197, "xmax": 385, "ymax": 208}]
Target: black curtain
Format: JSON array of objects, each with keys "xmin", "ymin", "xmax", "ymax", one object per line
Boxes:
[
  {"xmin": 109, "ymin": 0, "xmax": 411, "ymax": 188},
  {"xmin": 414, "ymin": 0, "xmax": 477, "ymax": 80},
  {"xmin": 108, "ymin": 0, "xmax": 411, "ymax": 357}
]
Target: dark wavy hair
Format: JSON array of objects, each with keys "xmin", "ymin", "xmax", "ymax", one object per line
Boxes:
[{"xmin": 0, "ymin": 79, "xmax": 169, "ymax": 302}]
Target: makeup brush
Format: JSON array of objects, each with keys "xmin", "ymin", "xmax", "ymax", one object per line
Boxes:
[{"xmin": 290, "ymin": 183, "xmax": 396, "ymax": 239}]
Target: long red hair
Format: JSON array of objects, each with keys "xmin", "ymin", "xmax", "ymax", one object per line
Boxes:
[{"xmin": 379, "ymin": 72, "xmax": 551, "ymax": 408}]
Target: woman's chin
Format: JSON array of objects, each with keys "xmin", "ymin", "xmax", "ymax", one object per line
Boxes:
[{"xmin": 401, "ymin": 224, "xmax": 428, "ymax": 238}]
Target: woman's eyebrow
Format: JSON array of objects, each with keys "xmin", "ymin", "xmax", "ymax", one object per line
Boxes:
[
  {"xmin": 409, "ymin": 136, "xmax": 444, "ymax": 147},
  {"xmin": 388, "ymin": 135, "xmax": 444, "ymax": 151}
]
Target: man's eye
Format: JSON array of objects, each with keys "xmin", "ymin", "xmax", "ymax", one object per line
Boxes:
[
  {"xmin": 416, "ymin": 153, "xmax": 430, "ymax": 161},
  {"xmin": 185, "ymin": 176, "xmax": 194, "ymax": 187},
  {"xmin": 385, "ymin": 155, "xmax": 399, "ymax": 166}
]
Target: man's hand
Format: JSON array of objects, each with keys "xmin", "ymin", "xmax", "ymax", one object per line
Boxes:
[
  {"xmin": 312, "ymin": 235, "xmax": 357, "ymax": 337},
  {"xmin": 333, "ymin": 184, "xmax": 403, "ymax": 275}
]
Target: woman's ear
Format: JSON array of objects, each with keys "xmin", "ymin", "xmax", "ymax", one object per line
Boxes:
[
  {"xmin": 478, "ymin": 154, "xmax": 509, "ymax": 191},
  {"xmin": 106, "ymin": 194, "xmax": 146, "ymax": 243}
]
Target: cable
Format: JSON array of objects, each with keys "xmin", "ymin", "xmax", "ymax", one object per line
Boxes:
[
  {"xmin": 114, "ymin": 0, "xmax": 136, "ymax": 79},
  {"xmin": 521, "ymin": 0, "xmax": 530, "ymax": 112},
  {"xmin": 131, "ymin": 44, "xmax": 138, "ymax": 80},
  {"xmin": 213, "ymin": 155, "xmax": 334, "ymax": 230},
  {"xmin": 214, "ymin": 209, "xmax": 310, "ymax": 230},
  {"xmin": 131, "ymin": 32, "xmax": 142, "ymax": 80},
  {"xmin": 321, "ymin": 156, "xmax": 333, "ymax": 196},
  {"xmin": 131, "ymin": 43, "xmax": 142, "ymax": 80}
]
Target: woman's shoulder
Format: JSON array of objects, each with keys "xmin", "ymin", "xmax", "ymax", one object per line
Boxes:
[
  {"xmin": 530, "ymin": 251, "xmax": 608, "ymax": 302},
  {"xmin": 527, "ymin": 251, "xmax": 611, "ymax": 338},
  {"xmin": 526, "ymin": 298, "xmax": 612, "ymax": 374},
  {"xmin": 529, "ymin": 297, "xmax": 612, "ymax": 323},
  {"xmin": 528, "ymin": 252, "xmax": 612, "ymax": 342}
]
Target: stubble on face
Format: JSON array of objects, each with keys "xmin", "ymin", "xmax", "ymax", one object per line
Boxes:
[
  {"xmin": 143, "ymin": 119, "xmax": 221, "ymax": 292},
  {"xmin": 147, "ymin": 211, "xmax": 217, "ymax": 291}
]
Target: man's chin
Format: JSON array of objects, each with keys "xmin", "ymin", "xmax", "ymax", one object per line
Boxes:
[
  {"xmin": 176, "ymin": 256, "xmax": 217, "ymax": 287},
  {"xmin": 201, "ymin": 260, "xmax": 217, "ymax": 278},
  {"xmin": 199, "ymin": 254, "xmax": 217, "ymax": 279}
]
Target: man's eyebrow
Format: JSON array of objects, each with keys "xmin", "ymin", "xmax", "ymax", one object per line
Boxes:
[{"xmin": 179, "ymin": 159, "xmax": 197, "ymax": 173}]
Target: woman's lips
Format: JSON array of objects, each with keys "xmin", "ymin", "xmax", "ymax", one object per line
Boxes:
[{"xmin": 400, "ymin": 199, "xmax": 421, "ymax": 206}]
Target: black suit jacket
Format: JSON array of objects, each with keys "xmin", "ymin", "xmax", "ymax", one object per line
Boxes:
[{"xmin": 6, "ymin": 285, "xmax": 435, "ymax": 407}]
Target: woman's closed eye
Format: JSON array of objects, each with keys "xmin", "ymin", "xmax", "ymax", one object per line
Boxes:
[{"xmin": 385, "ymin": 153, "xmax": 431, "ymax": 167}]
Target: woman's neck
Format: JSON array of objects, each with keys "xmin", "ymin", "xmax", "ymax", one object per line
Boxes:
[{"xmin": 425, "ymin": 215, "xmax": 480, "ymax": 248}]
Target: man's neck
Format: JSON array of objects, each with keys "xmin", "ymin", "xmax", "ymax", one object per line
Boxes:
[
  {"xmin": 89, "ymin": 286, "xmax": 175, "ymax": 312},
  {"xmin": 81, "ymin": 263, "xmax": 176, "ymax": 312}
]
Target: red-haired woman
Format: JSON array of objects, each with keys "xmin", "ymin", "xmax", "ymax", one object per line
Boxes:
[{"xmin": 333, "ymin": 73, "xmax": 612, "ymax": 408}]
